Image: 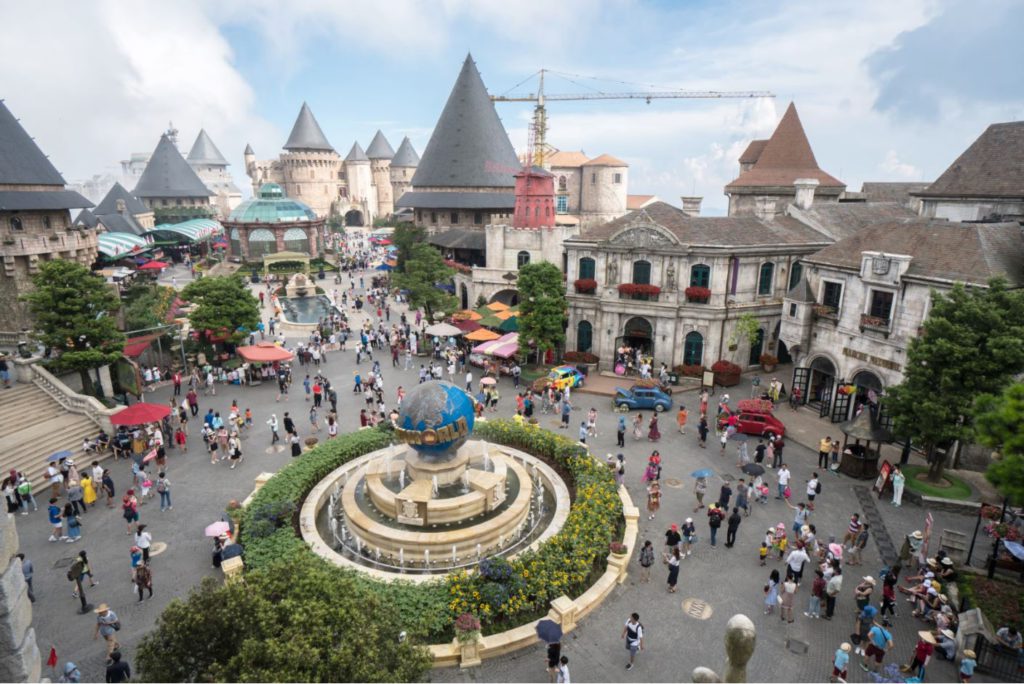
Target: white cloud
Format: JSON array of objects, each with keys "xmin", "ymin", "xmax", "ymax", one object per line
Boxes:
[{"xmin": 878, "ymin": 150, "xmax": 921, "ymax": 179}]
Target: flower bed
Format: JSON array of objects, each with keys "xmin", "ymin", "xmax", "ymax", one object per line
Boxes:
[
  {"xmin": 573, "ymin": 278, "xmax": 597, "ymax": 294},
  {"xmin": 444, "ymin": 259, "xmax": 473, "ymax": 274},
  {"xmin": 711, "ymin": 359, "xmax": 742, "ymax": 386},
  {"xmin": 563, "ymin": 351, "xmax": 598, "ymax": 364},
  {"xmin": 684, "ymin": 286, "xmax": 710, "ymax": 303},
  {"xmin": 238, "ymin": 420, "xmax": 623, "ymax": 644},
  {"xmin": 673, "ymin": 364, "xmax": 705, "ymax": 378},
  {"xmin": 617, "ymin": 283, "xmax": 661, "ymax": 297}
]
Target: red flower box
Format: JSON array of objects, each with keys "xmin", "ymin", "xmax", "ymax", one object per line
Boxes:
[
  {"xmin": 574, "ymin": 278, "xmax": 597, "ymax": 294},
  {"xmin": 685, "ymin": 286, "xmax": 711, "ymax": 303},
  {"xmin": 617, "ymin": 283, "xmax": 661, "ymax": 298}
]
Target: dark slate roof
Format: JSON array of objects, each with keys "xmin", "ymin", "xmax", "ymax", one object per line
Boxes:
[
  {"xmin": 805, "ymin": 219, "xmax": 1024, "ymax": 286},
  {"xmin": 244, "ymin": 143, "xmax": 254, "ymax": 155},
  {"xmin": 787, "ymin": 201, "xmax": 916, "ymax": 241},
  {"xmin": 0, "ymin": 190, "xmax": 92, "ymax": 211},
  {"xmin": 0, "ymin": 99, "xmax": 66, "ymax": 185},
  {"xmin": 427, "ymin": 228, "xmax": 486, "ymax": 251},
  {"xmin": 786, "ymin": 278, "xmax": 815, "ymax": 302},
  {"xmin": 411, "ymin": 54, "xmax": 521, "ymax": 189},
  {"xmin": 96, "ymin": 212, "xmax": 146, "ymax": 236},
  {"xmin": 726, "ymin": 102, "xmax": 844, "ymax": 190},
  {"xmin": 74, "ymin": 208, "xmax": 97, "ymax": 228},
  {"xmin": 391, "ymin": 136, "xmax": 420, "ymax": 167},
  {"xmin": 344, "ymin": 142, "xmax": 369, "ymax": 162},
  {"xmin": 859, "ymin": 182, "xmax": 930, "ymax": 203},
  {"xmin": 94, "ymin": 182, "xmax": 149, "ymax": 216},
  {"xmin": 578, "ymin": 201, "xmax": 831, "ymax": 247},
  {"xmin": 187, "ymin": 129, "xmax": 229, "ymax": 165},
  {"xmin": 915, "ymin": 121, "xmax": 1024, "ymax": 199},
  {"xmin": 133, "ymin": 134, "xmax": 213, "ymax": 199},
  {"xmin": 283, "ymin": 102, "xmax": 334, "ymax": 152},
  {"xmin": 394, "ymin": 190, "xmax": 514, "ymax": 210},
  {"xmin": 365, "ymin": 130, "xmax": 395, "ymax": 160}
]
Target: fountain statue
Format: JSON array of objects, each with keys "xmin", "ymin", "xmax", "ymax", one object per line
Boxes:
[{"xmin": 692, "ymin": 614, "xmax": 756, "ymax": 683}]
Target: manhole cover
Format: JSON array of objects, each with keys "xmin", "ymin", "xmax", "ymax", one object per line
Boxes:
[
  {"xmin": 681, "ymin": 598, "xmax": 713, "ymax": 620},
  {"xmin": 53, "ymin": 557, "xmax": 75, "ymax": 568},
  {"xmin": 149, "ymin": 542, "xmax": 169, "ymax": 557},
  {"xmin": 786, "ymin": 638, "xmax": 809, "ymax": 655},
  {"xmin": 720, "ymin": 473, "xmax": 735, "ymax": 482},
  {"xmin": 664, "ymin": 478, "xmax": 683, "ymax": 488}
]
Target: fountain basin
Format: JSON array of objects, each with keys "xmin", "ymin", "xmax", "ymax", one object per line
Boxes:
[{"xmin": 279, "ymin": 294, "xmax": 338, "ymax": 327}]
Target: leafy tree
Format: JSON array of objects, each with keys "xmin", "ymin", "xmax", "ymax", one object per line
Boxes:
[
  {"xmin": 390, "ymin": 222, "xmax": 424, "ymax": 273},
  {"xmin": 180, "ymin": 275, "xmax": 260, "ymax": 345},
  {"xmin": 517, "ymin": 261, "xmax": 567, "ymax": 365},
  {"xmin": 21, "ymin": 260, "xmax": 124, "ymax": 397},
  {"xmin": 135, "ymin": 556, "xmax": 432, "ymax": 682},
  {"xmin": 886, "ymin": 279, "xmax": 1024, "ymax": 481},
  {"xmin": 392, "ymin": 243, "xmax": 457, "ymax": 320},
  {"xmin": 974, "ymin": 383, "xmax": 1024, "ymax": 505}
]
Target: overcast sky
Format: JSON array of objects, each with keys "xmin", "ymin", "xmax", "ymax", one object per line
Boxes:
[{"xmin": 2, "ymin": 0, "xmax": 1022, "ymax": 215}]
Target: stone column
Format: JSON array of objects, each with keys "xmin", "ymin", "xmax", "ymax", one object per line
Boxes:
[{"xmin": 0, "ymin": 512, "xmax": 41, "ymax": 682}]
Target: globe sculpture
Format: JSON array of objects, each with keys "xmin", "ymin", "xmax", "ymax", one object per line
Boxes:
[{"xmin": 394, "ymin": 381, "xmax": 475, "ymax": 460}]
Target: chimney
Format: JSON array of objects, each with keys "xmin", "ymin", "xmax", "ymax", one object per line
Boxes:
[
  {"xmin": 116, "ymin": 199, "xmax": 126, "ymax": 215},
  {"xmin": 680, "ymin": 196, "xmax": 702, "ymax": 217},
  {"xmin": 754, "ymin": 196, "xmax": 777, "ymax": 221},
  {"xmin": 793, "ymin": 178, "xmax": 819, "ymax": 210}
]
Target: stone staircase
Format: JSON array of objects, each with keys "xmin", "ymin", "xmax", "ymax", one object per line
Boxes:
[{"xmin": 0, "ymin": 383, "xmax": 103, "ymax": 486}]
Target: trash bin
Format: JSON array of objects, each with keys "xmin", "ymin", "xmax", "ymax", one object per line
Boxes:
[{"xmin": 669, "ymin": 373, "xmax": 680, "ymax": 385}]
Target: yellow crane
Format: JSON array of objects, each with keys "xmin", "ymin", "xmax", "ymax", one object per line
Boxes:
[{"xmin": 491, "ymin": 68, "xmax": 774, "ymax": 167}]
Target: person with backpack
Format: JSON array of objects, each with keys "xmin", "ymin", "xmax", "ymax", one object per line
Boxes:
[
  {"xmin": 67, "ymin": 555, "xmax": 89, "ymax": 612},
  {"xmin": 92, "ymin": 604, "xmax": 120, "ymax": 656},
  {"xmin": 638, "ymin": 540, "xmax": 655, "ymax": 583},
  {"xmin": 156, "ymin": 472, "xmax": 172, "ymax": 512},
  {"xmin": 621, "ymin": 613, "xmax": 644, "ymax": 671},
  {"xmin": 806, "ymin": 473, "xmax": 821, "ymax": 510},
  {"xmin": 134, "ymin": 560, "xmax": 153, "ymax": 601},
  {"xmin": 707, "ymin": 503, "xmax": 724, "ymax": 546}
]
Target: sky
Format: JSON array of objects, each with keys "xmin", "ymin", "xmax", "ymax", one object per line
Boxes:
[{"xmin": 2, "ymin": 0, "xmax": 1023, "ymax": 215}]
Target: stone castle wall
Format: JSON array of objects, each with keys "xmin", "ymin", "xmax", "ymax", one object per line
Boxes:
[{"xmin": 0, "ymin": 511, "xmax": 41, "ymax": 681}]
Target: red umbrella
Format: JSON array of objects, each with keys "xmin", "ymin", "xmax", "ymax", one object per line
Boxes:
[
  {"xmin": 110, "ymin": 402, "xmax": 171, "ymax": 426},
  {"xmin": 453, "ymin": 319, "xmax": 481, "ymax": 333},
  {"xmin": 236, "ymin": 342, "xmax": 294, "ymax": 363},
  {"xmin": 137, "ymin": 260, "xmax": 169, "ymax": 271}
]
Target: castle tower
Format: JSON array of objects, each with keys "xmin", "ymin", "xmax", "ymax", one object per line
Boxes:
[
  {"xmin": 187, "ymin": 128, "xmax": 242, "ymax": 217},
  {"xmin": 279, "ymin": 102, "xmax": 342, "ymax": 218},
  {"xmin": 389, "ymin": 136, "xmax": 420, "ymax": 206},
  {"xmin": 134, "ymin": 133, "xmax": 215, "ymax": 223},
  {"xmin": 366, "ymin": 130, "xmax": 395, "ymax": 218},
  {"xmin": 343, "ymin": 142, "xmax": 374, "ymax": 226},
  {"xmin": 243, "ymin": 143, "xmax": 255, "ymax": 179},
  {"xmin": 513, "ymin": 167, "xmax": 555, "ymax": 229},
  {"xmin": 580, "ymin": 154, "xmax": 628, "ymax": 228}
]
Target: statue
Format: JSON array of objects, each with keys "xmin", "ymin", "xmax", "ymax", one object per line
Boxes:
[
  {"xmin": 607, "ymin": 260, "xmax": 618, "ymax": 282},
  {"xmin": 691, "ymin": 614, "xmax": 756, "ymax": 683},
  {"xmin": 666, "ymin": 263, "xmax": 676, "ymax": 290},
  {"xmin": 401, "ymin": 499, "xmax": 419, "ymax": 519}
]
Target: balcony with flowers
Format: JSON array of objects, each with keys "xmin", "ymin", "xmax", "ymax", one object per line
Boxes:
[
  {"xmin": 617, "ymin": 283, "xmax": 661, "ymax": 302},
  {"xmin": 573, "ymin": 278, "xmax": 597, "ymax": 295},
  {"xmin": 684, "ymin": 286, "xmax": 711, "ymax": 304}
]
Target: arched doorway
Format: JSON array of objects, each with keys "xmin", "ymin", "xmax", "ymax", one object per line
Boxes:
[
  {"xmin": 851, "ymin": 370, "xmax": 884, "ymax": 419},
  {"xmin": 460, "ymin": 283, "xmax": 469, "ymax": 310},
  {"xmin": 621, "ymin": 316, "xmax": 654, "ymax": 358},
  {"xmin": 683, "ymin": 331, "xmax": 704, "ymax": 366},
  {"xmin": 576, "ymin": 321, "xmax": 593, "ymax": 353},
  {"xmin": 748, "ymin": 328, "xmax": 765, "ymax": 366},
  {"xmin": 808, "ymin": 356, "xmax": 837, "ymax": 415},
  {"xmin": 345, "ymin": 209, "xmax": 364, "ymax": 227},
  {"xmin": 490, "ymin": 289, "xmax": 519, "ymax": 306}
]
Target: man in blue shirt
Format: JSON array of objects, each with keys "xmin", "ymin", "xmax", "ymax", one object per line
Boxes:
[
  {"xmin": 561, "ymin": 399, "xmax": 572, "ymax": 429},
  {"xmin": 860, "ymin": 618, "xmax": 893, "ymax": 673}
]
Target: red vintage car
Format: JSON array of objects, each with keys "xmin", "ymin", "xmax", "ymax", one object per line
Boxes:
[{"xmin": 717, "ymin": 399, "xmax": 787, "ymax": 439}]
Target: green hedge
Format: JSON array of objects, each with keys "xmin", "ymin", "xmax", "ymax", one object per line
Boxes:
[{"xmin": 238, "ymin": 420, "xmax": 622, "ymax": 641}]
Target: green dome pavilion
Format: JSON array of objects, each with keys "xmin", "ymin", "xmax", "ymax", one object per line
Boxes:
[
  {"xmin": 228, "ymin": 183, "xmax": 318, "ymax": 223},
  {"xmin": 224, "ymin": 183, "xmax": 325, "ymax": 261}
]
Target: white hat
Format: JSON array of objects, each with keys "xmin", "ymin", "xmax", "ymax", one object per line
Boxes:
[
  {"xmin": 685, "ymin": 517, "xmax": 693, "ymax": 523},
  {"xmin": 723, "ymin": 394, "xmax": 730, "ymax": 401},
  {"xmin": 862, "ymin": 576, "xmax": 877, "ymax": 586},
  {"xmin": 941, "ymin": 557, "xmax": 953, "ymax": 566}
]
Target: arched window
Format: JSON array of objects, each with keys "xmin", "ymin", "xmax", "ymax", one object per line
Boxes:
[
  {"xmin": 9, "ymin": 217, "xmax": 23, "ymax": 231},
  {"xmin": 517, "ymin": 251, "xmax": 531, "ymax": 268},
  {"xmin": 788, "ymin": 261, "xmax": 803, "ymax": 291},
  {"xmin": 758, "ymin": 262, "xmax": 775, "ymax": 295},
  {"xmin": 683, "ymin": 332, "xmax": 704, "ymax": 366},
  {"xmin": 632, "ymin": 260, "xmax": 651, "ymax": 285},
  {"xmin": 576, "ymin": 321, "xmax": 593, "ymax": 353},
  {"xmin": 578, "ymin": 257, "xmax": 596, "ymax": 280},
  {"xmin": 247, "ymin": 228, "xmax": 276, "ymax": 259},
  {"xmin": 689, "ymin": 263, "xmax": 710, "ymax": 287},
  {"xmin": 558, "ymin": 175, "xmax": 567, "ymax": 192},
  {"xmin": 283, "ymin": 227, "xmax": 308, "ymax": 253}
]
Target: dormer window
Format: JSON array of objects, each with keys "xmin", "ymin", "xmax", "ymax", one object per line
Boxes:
[{"xmin": 9, "ymin": 216, "xmax": 23, "ymax": 231}]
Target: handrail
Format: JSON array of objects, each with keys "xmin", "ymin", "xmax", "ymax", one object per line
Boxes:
[{"xmin": 28, "ymin": 363, "xmax": 119, "ymax": 430}]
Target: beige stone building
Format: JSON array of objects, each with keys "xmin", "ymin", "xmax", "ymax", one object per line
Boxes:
[
  {"xmin": 244, "ymin": 102, "xmax": 417, "ymax": 224},
  {"xmin": 0, "ymin": 100, "xmax": 97, "ymax": 332}
]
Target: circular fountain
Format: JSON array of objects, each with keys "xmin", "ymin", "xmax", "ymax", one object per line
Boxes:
[{"xmin": 300, "ymin": 381, "xmax": 570, "ymax": 579}]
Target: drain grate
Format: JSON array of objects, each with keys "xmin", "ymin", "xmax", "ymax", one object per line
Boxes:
[
  {"xmin": 786, "ymin": 638, "xmax": 809, "ymax": 655},
  {"xmin": 681, "ymin": 597, "xmax": 714, "ymax": 620},
  {"xmin": 854, "ymin": 485, "xmax": 897, "ymax": 566}
]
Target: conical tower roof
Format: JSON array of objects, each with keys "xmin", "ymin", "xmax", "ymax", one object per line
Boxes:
[
  {"xmin": 0, "ymin": 99, "xmax": 66, "ymax": 185},
  {"xmin": 94, "ymin": 182, "xmax": 149, "ymax": 216},
  {"xmin": 283, "ymin": 102, "xmax": 333, "ymax": 152},
  {"xmin": 411, "ymin": 54, "xmax": 519, "ymax": 188},
  {"xmin": 365, "ymin": 130, "xmax": 395, "ymax": 159},
  {"xmin": 187, "ymin": 129, "xmax": 229, "ymax": 166},
  {"xmin": 244, "ymin": 143, "xmax": 254, "ymax": 155},
  {"xmin": 391, "ymin": 137, "xmax": 420, "ymax": 167},
  {"xmin": 133, "ymin": 134, "xmax": 212, "ymax": 199},
  {"xmin": 344, "ymin": 142, "xmax": 369, "ymax": 163}
]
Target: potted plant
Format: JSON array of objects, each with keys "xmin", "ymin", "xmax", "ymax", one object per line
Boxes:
[
  {"xmin": 727, "ymin": 313, "xmax": 761, "ymax": 353},
  {"xmin": 454, "ymin": 612, "xmax": 483, "ymax": 667},
  {"xmin": 759, "ymin": 353, "xmax": 778, "ymax": 373},
  {"xmin": 617, "ymin": 283, "xmax": 661, "ymax": 300},
  {"xmin": 573, "ymin": 278, "xmax": 597, "ymax": 294},
  {"xmin": 684, "ymin": 286, "xmax": 711, "ymax": 303},
  {"xmin": 304, "ymin": 436, "xmax": 319, "ymax": 451},
  {"xmin": 609, "ymin": 541, "xmax": 628, "ymax": 556},
  {"xmin": 711, "ymin": 360, "xmax": 742, "ymax": 387},
  {"xmin": 563, "ymin": 350, "xmax": 599, "ymax": 373}
]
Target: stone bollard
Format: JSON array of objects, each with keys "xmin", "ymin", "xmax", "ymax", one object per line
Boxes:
[
  {"xmin": 221, "ymin": 556, "xmax": 244, "ymax": 583},
  {"xmin": 691, "ymin": 614, "xmax": 756, "ymax": 683}
]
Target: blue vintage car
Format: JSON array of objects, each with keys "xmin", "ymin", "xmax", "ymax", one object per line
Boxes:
[{"xmin": 613, "ymin": 386, "xmax": 674, "ymax": 412}]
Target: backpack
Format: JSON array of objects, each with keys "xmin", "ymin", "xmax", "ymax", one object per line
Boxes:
[
  {"xmin": 815, "ymin": 481, "xmax": 822, "ymax": 495},
  {"xmin": 156, "ymin": 480, "xmax": 166, "ymax": 493},
  {"xmin": 639, "ymin": 546, "xmax": 655, "ymax": 567}
]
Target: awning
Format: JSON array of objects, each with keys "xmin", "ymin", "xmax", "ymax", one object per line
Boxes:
[
  {"xmin": 110, "ymin": 402, "xmax": 171, "ymax": 426},
  {"xmin": 472, "ymin": 332, "xmax": 519, "ymax": 358},
  {"xmin": 146, "ymin": 218, "xmax": 224, "ymax": 243},
  {"xmin": 122, "ymin": 334, "xmax": 157, "ymax": 358},
  {"xmin": 97, "ymin": 232, "xmax": 151, "ymax": 258},
  {"xmin": 453, "ymin": 319, "xmax": 481, "ymax": 333},
  {"xmin": 236, "ymin": 342, "xmax": 294, "ymax": 363},
  {"xmin": 137, "ymin": 260, "xmax": 169, "ymax": 271}
]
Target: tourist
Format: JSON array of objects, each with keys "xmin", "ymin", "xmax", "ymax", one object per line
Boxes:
[
  {"xmin": 615, "ymin": 454, "xmax": 625, "ymax": 487},
  {"xmin": 824, "ymin": 566, "xmax": 843, "ymax": 620},
  {"xmin": 92, "ymin": 604, "xmax": 120, "ymax": 656},
  {"xmin": 556, "ymin": 655, "xmax": 569, "ymax": 684},
  {"xmin": 959, "ymin": 648, "xmax": 977, "ymax": 682},
  {"xmin": 693, "ymin": 477, "xmax": 707, "ymax": 512},
  {"xmin": 638, "ymin": 540, "xmax": 655, "ymax": 583},
  {"xmin": 676, "ymin": 405, "xmax": 687, "ymax": 434},
  {"xmin": 681, "ymin": 517, "xmax": 696, "ymax": 556},
  {"xmin": 776, "ymin": 464, "xmax": 791, "ymax": 500},
  {"xmin": 587, "ymin": 407, "xmax": 598, "ymax": 437},
  {"xmin": 561, "ymin": 400, "xmax": 572, "ymax": 430},
  {"xmin": 830, "ymin": 642, "xmax": 851, "ymax": 683},
  {"xmin": 616, "ymin": 415, "xmax": 626, "ymax": 447},
  {"xmin": 806, "ymin": 473, "xmax": 820, "ymax": 510},
  {"xmin": 860, "ymin": 618, "xmax": 894, "ymax": 674},
  {"xmin": 786, "ymin": 501, "xmax": 810, "ymax": 538},
  {"xmin": 818, "ymin": 435, "xmax": 832, "ymax": 469},
  {"xmin": 697, "ymin": 414, "xmax": 708, "ymax": 448},
  {"xmin": 848, "ymin": 524, "xmax": 870, "ymax": 566},
  {"xmin": 16, "ymin": 474, "xmax": 37, "ymax": 513},
  {"xmin": 267, "ymin": 414, "xmax": 280, "ymax": 444},
  {"xmin": 842, "ymin": 513, "xmax": 863, "ymax": 549},
  {"xmin": 465, "ymin": 370, "xmax": 473, "ymax": 391},
  {"xmin": 47, "ymin": 497, "xmax": 64, "ymax": 542},
  {"xmin": 157, "ymin": 472, "xmax": 172, "ymax": 511},
  {"xmin": 725, "ymin": 507, "xmax": 742, "ymax": 548},
  {"xmin": 737, "ymin": 479, "xmax": 751, "ymax": 517},
  {"xmin": 546, "ymin": 639, "xmax": 561, "ymax": 683},
  {"xmin": 632, "ymin": 413, "xmax": 643, "ymax": 440},
  {"xmin": 666, "ymin": 546, "xmax": 681, "ymax": 593},
  {"xmin": 646, "ymin": 481, "xmax": 660, "ymax": 521},
  {"xmin": 806, "ymin": 569, "xmax": 825, "ymax": 618},
  {"xmin": 578, "ymin": 421, "xmax": 588, "ymax": 444},
  {"xmin": 67, "ymin": 478, "xmax": 86, "ymax": 515},
  {"xmin": 901, "ymin": 629, "xmax": 935, "ymax": 680},
  {"xmin": 101, "ymin": 470, "xmax": 115, "ymax": 509},
  {"xmin": 664, "ymin": 523, "xmax": 682, "ymax": 557},
  {"xmin": 64, "ymin": 503, "xmax": 81, "ymax": 543},
  {"xmin": 891, "ymin": 466, "xmax": 906, "ymax": 507},
  {"xmin": 310, "ymin": 405, "xmax": 320, "ymax": 432},
  {"xmin": 707, "ymin": 503, "xmax": 723, "ymax": 546},
  {"xmin": 327, "ymin": 416, "xmax": 338, "ymax": 439},
  {"xmin": 647, "ymin": 414, "xmax": 660, "ymax": 442},
  {"xmin": 779, "ymin": 574, "xmax": 797, "ymax": 623},
  {"xmin": 290, "ymin": 432, "xmax": 302, "ymax": 458},
  {"xmin": 718, "ymin": 482, "xmax": 732, "ymax": 510},
  {"xmin": 764, "ymin": 568, "xmax": 780, "ymax": 615},
  {"xmin": 134, "ymin": 560, "xmax": 153, "ymax": 602},
  {"xmin": 622, "ymin": 613, "xmax": 644, "ymax": 671},
  {"xmin": 785, "ymin": 542, "xmax": 810, "ymax": 585},
  {"xmin": 105, "ymin": 650, "xmax": 131, "ymax": 683},
  {"xmin": 75, "ymin": 550, "xmax": 97, "ymax": 588}
]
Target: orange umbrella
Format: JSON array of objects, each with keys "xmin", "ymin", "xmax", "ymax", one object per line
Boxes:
[
  {"xmin": 452, "ymin": 309, "xmax": 482, "ymax": 321},
  {"xmin": 495, "ymin": 310, "xmax": 516, "ymax": 320},
  {"xmin": 485, "ymin": 302, "xmax": 510, "ymax": 312},
  {"xmin": 465, "ymin": 328, "xmax": 501, "ymax": 342}
]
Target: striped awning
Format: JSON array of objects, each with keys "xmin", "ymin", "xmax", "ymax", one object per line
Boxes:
[
  {"xmin": 148, "ymin": 218, "xmax": 224, "ymax": 243},
  {"xmin": 97, "ymin": 232, "xmax": 151, "ymax": 258}
]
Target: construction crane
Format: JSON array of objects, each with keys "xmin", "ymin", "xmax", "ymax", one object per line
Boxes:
[{"xmin": 492, "ymin": 68, "xmax": 774, "ymax": 167}]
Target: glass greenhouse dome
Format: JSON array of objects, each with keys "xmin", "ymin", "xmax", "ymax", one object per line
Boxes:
[{"xmin": 228, "ymin": 183, "xmax": 318, "ymax": 223}]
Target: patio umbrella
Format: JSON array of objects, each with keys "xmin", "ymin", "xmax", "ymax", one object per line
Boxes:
[
  {"xmin": 498, "ymin": 317, "xmax": 519, "ymax": 333},
  {"xmin": 137, "ymin": 260, "xmax": 169, "ymax": 271},
  {"xmin": 47, "ymin": 450, "xmax": 74, "ymax": 463},
  {"xmin": 110, "ymin": 402, "xmax": 172, "ymax": 426},
  {"xmin": 424, "ymin": 322, "xmax": 463, "ymax": 337},
  {"xmin": 375, "ymin": 263, "xmax": 393, "ymax": 271},
  {"xmin": 691, "ymin": 468, "xmax": 714, "ymax": 479},
  {"xmin": 452, "ymin": 309, "xmax": 482, "ymax": 322},
  {"xmin": 485, "ymin": 302, "xmax": 510, "ymax": 312},
  {"xmin": 535, "ymin": 619, "xmax": 563, "ymax": 644},
  {"xmin": 465, "ymin": 328, "xmax": 500, "ymax": 342},
  {"xmin": 453, "ymin": 319, "xmax": 481, "ymax": 333},
  {"xmin": 480, "ymin": 376, "xmax": 497, "ymax": 386},
  {"xmin": 741, "ymin": 463, "xmax": 765, "ymax": 477},
  {"xmin": 204, "ymin": 521, "xmax": 231, "ymax": 537},
  {"xmin": 237, "ymin": 343, "xmax": 294, "ymax": 363},
  {"xmin": 477, "ymin": 313, "xmax": 505, "ymax": 329}
]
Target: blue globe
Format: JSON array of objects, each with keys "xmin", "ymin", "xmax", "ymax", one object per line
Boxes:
[{"xmin": 395, "ymin": 381, "xmax": 475, "ymax": 460}]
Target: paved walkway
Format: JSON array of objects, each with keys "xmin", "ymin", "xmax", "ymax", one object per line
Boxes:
[{"xmin": 6, "ymin": 252, "xmax": 995, "ymax": 682}]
